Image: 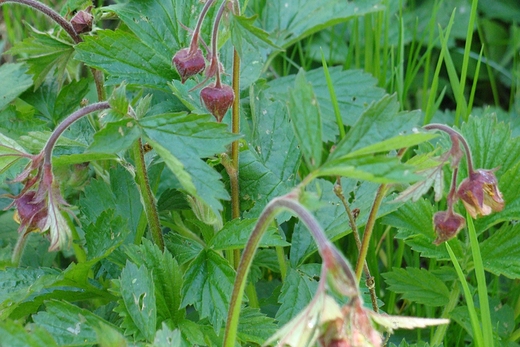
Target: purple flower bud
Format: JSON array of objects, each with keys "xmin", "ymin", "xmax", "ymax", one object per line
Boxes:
[
  {"xmin": 433, "ymin": 210, "xmax": 466, "ymax": 245},
  {"xmin": 15, "ymin": 191, "xmax": 47, "ymax": 232},
  {"xmin": 457, "ymin": 169, "xmax": 504, "ymax": 218},
  {"xmin": 200, "ymin": 83, "xmax": 234, "ymax": 122},
  {"xmin": 172, "ymin": 48, "xmax": 206, "ymax": 83},
  {"xmin": 71, "ymin": 6, "xmax": 93, "ymax": 34}
]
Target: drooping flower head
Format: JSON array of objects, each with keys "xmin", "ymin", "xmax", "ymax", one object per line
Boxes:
[
  {"xmin": 433, "ymin": 210, "xmax": 466, "ymax": 245},
  {"xmin": 457, "ymin": 168, "xmax": 504, "ymax": 218}
]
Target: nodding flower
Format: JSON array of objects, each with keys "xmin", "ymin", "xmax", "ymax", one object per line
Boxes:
[{"xmin": 457, "ymin": 168, "xmax": 504, "ymax": 219}]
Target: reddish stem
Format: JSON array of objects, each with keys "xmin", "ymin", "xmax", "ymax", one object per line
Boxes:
[
  {"xmin": 0, "ymin": 0, "xmax": 81, "ymax": 43},
  {"xmin": 423, "ymin": 123, "xmax": 475, "ymax": 174},
  {"xmin": 210, "ymin": 0, "xmax": 228, "ymax": 87}
]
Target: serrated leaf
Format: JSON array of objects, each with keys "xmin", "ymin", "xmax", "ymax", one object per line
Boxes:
[
  {"xmin": 480, "ymin": 223, "xmax": 520, "ymax": 279},
  {"xmin": 108, "ymin": 83, "xmax": 130, "ymax": 116},
  {"xmin": 230, "ymin": 13, "xmax": 280, "ymax": 58},
  {"xmin": 209, "ymin": 218, "xmax": 289, "ymax": 250},
  {"xmin": 119, "ymin": 261, "xmax": 157, "ymax": 342},
  {"xmin": 84, "ymin": 210, "xmax": 129, "ymax": 261},
  {"xmin": 0, "ymin": 267, "xmax": 61, "ymax": 318},
  {"xmin": 80, "ymin": 166, "xmax": 142, "ymax": 240},
  {"xmin": 0, "ymin": 63, "xmax": 33, "ymax": 111},
  {"xmin": 124, "ymin": 240, "xmax": 184, "ymax": 325},
  {"xmin": 382, "ymin": 199, "xmax": 452, "ymax": 260},
  {"xmin": 52, "ymin": 152, "xmax": 119, "ymax": 167},
  {"xmin": 181, "ymin": 249, "xmax": 235, "ymax": 332},
  {"xmin": 32, "ymin": 300, "xmax": 119, "ymax": 346},
  {"xmin": 288, "ymin": 69, "xmax": 322, "ymax": 170},
  {"xmin": 267, "ymin": 68, "xmax": 385, "ymax": 142},
  {"xmin": 276, "ymin": 267, "xmax": 318, "ymax": 325},
  {"xmin": 259, "ymin": 0, "xmax": 382, "ymax": 48},
  {"xmin": 0, "ymin": 319, "xmax": 58, "ymax": 347},
  {"xmin": 164, "ymin": 233, "xmax": 205, "ymax": 265},
  {"xmin": 240, "ymin": 86, "xmax": 300, "ymax": 220},
  {"xmin": 237, "ymin": 307, "xmax": 278, "ymax": 345},
  {"xmin": 88, "ymin": 119, "xmax": 141, "ymax": 154},
  {"xmin": 328, "ymin": 95, "xmax": 422, "ymax": 161},
  {"xmin": 149, "ymin": 323, "xmax": 182, "ymax": 347},
  {"xmin": 382, "ymin": 268, "xmax": 450, "ymax": 306},
  {"xmin": 6, "ymin": 28, "xmax": 74, "ymax": 89},
  {"xmin": 76, "ymin": 29, "xmax": 176, "ymax": 90},
  {"xmin": 140, "ymin": 113, "xmax": 239, "ymax": 218}
]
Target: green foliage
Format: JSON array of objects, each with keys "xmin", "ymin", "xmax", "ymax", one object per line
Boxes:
[{"xmin": 1, "ymin": 0, "xmax": 520, "ymax": 346}]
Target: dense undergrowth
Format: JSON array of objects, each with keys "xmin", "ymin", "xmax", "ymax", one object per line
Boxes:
[{"xmin": 0, "ymin": 0, "xmax": 519, "ymax": 346}]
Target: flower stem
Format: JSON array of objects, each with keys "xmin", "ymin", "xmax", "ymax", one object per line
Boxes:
[
  {"xmin": 42, "ymin": 102, "xmax": 111, "ymax": 166},
  {"xmin": 423, "ymin": 123, "xmax": 475, "ymax": 174},
  {"xmin": 223, "ymin": 192, "xmax": 358, "ymax": 347},
  {"xmin": 11, "ymin": 230, "xmax": 30, "ymax": 266},
  {"xmin": 211, "ymin": 0, "xmax": 228, "ymax": 87},
  {"xmin": 0, "ymin": 0, "xmax": 81, "ymax": 43},
  {"xmin": 132, "ymin": 139, "xmax": 164, "ymax": 250},
  {"xmin": 190, "ymin": 0, "xmax": 217, "ymax": 52},
  {"xmin": 334, "ymin": 179, "xmax": 379, "ymax": 312}
]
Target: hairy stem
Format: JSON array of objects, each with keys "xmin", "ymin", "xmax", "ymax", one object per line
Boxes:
[
  {"xmin": 211, "ymin": 0, "xmax": 228, "ymax": 87},
  {"xmin": 43, "ymin": 102, "xmax": 111, "ymax": 166},
  {"xmin": 190, "ymin": 0, "xmax": 217, "ymax": 52},
  {"xmin": 0, "ymin": 0, "xmax": 82, "ymax": 43},
  {"xmin": 424, "ymin": 123, "xmax": 475, "ymax": 174},
  {"xmin": 223, "ymin": 193, "xmax": 358, "ymax": 347},
  {"xmin": 132, "ymin": 139, "xmax": 164, "ymax": 250},
  {"xmin": 334, "ymin": 179, "xmax": 379, "ymax": 312}
]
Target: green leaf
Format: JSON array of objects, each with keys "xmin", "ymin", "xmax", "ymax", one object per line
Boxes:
[
  {"xmin": 382, "ymin": 268, "xmax": 450, "ymax": 306},
  {"xmin": 108, "ymin": 83, "xmax": 130, "ymax": 116},
  {"xmin": 328, "ymin": 95, "xmax": 422, "ymax": 161},
  {"xmin": 7, "ymin": 28, "xmax": 74, "ymax": 89},
  {"xmin": 88, "ymin": 119, "xmax": 141, "ymax": 154},
  {"xmin": 149, "ymin": 323, "xmax": 182, "ymax": 347},
  {"xmin": 237, "ymin": 307, "xmax": 278, "ymax": 345},
  {"xmin": 276, "ymin": 267, "xmax": 318, "ymax": 325},
  {"xmin": 0, "ymin": 267, "xmax": 61, "ymax": 319},
  {"xmin": 75, "ymin": 29, "xmax": 176, "ymax": 90},
  {"xmin": 80, "ymin": 166, "xmax": 142, "ymax": 240},
  {"xmin": 317, "ymin": 155, "xmax": 421, "ymax": 183},
  {"xmin": 0, "ymin": 319, "xmax": 58, "ymax": 347},
  {"xmin": 124, "ymin": 240, "xmax": 184, "ymax": 325},
  {"xmin": 290, "ymin": 178, "xmax": 400, "ymax": 266},
  {"xmin": 258, "ymin": 0, "xmax": 382, "ymax": 48},
  {"xmin": 240, "ymin": 85, "xmax": 300, "ymax": 219},
  {"xmin": 0, "ymin": 133, "xmax": 29, "ymax": 174},
  {"xmin": 181, "ymin": 249, "xmax": 235, "ymax": 332},
  {"xmin": 164, "ymin": 233, "xmax": 205, "ymax": 265},
  {"xmin": 209, "ymin": 218, "xmax": 289, "ymax": 250},
  {"xmin": 288, "ymin": 69, "xmax": 322, "ymax": 170},
  {"xmin": 480, "ymin": 223, "xmax": 520, "ymax": 279},
  {"xmin": 106, "ymin": 0, "xmax": 192, "ymax": 56},
  {"xmin": 382, "ymin": 199, "xmax": 465, "ymax": 260},
  {"xmin": 84, "ymin": 210, "xmax": 130, "ymax": 261},
  {"xmin": 230, "ymin": 14, "xmax": 280, "ymax": 58},
  {"xmin": 267, "ymin": 67, "xmax": 386, "ymax": 142},
  {"xmin": 52, "ymin": 152, "xmax": 119, "ymax": 167},
  {"xmin": 140, "ymin": 113, "xmax": 239, "ymax": 217},
  {"xmin": 32, "ymin": 300, "xmax": 118, "ymax": 346},
  {"xmin": 118, "ymin": 261, "xmax": 157, "ymax": 342},
  {"xmin": 0, "ymin": 63, "xmax": 33, "ymax": 111}
]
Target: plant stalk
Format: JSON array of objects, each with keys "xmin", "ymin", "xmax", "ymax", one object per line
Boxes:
[
  {"xmin": 132, "ymin": 139, "xmax": 164, "ymax": 250},
  {"xmin": 11, "ymin": 230, "xmax": 30, "ymax": 266},
  {"xmin": 0, "ymin": 0, "xmax": 82, "ymax": 43}
]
